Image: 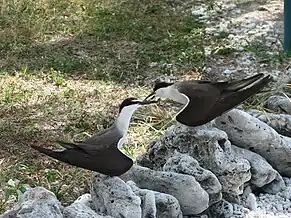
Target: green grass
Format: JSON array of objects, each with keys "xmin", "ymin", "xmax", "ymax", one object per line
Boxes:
[
  {"xmin": 2, "ymin": 0, "xmax": 289, "ymax": 214},
  {"xmin": 245, "ymin": 40, "xmax": 291, "ymax": 64},
  {"xmin": 0, "ymin": 0, "xmax": 205, "ymax": 83},
  {"xmin": 0, "ymin": 158, "xmax": 90, "ymax": 210}
]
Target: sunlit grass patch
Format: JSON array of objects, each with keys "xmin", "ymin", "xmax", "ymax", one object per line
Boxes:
[{"xmin": 0, "ymin": 0, "xmax": 205, "ymax": 83}]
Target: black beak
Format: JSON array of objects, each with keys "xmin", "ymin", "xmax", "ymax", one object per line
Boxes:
[
  {"xmin": 140, "ymin": 98, "xmax": 158, "ymax": 105},
  {"xmin": 140, "ymin": 92, "xmax": 158, "ymax": 105},
  {"xmin": 144, "ymin": 92, "xmax": 156, "ymax": 101}
]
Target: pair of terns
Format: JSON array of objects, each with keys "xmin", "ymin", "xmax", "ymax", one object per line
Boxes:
[{"xmin": 32, "ymin": 73, "xmax": 272, "ymax": 176}]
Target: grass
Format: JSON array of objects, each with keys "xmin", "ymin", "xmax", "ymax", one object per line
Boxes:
[
  {"xmin": 245, "ymin": 40, "xmax": 291, "ymax": 64},
  {"xmin": 1, "ymin": 0, "xmax": 290, "ymax": 214},
  {"xmin": 0, "ymin": 0, "xmax": 205, "ymax": 213},
  {"xmin": 0, "ymin": 73, "xmax": 180, "ymax": 212},
  {"xmin": 243, "ymin": 74, "xmax": 291, "ymax": 112},
  {"xmin": 0, "ymin": 0, "xmax": 205, "ymax": 83}
]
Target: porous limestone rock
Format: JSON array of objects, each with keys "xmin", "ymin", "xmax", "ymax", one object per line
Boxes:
[
  {"xmin": 266, "ymin": 95, "xmax": 291, "ymax": 114},
  {"xmin": 245, "ymin": 193, "xmax": 258, "ymax": 212},
  {"xmin": 137, "ymin": 124, "xmax": 251, "ymax": 195},
  {"xmin": 247, "ymin": 109, "xmax": 291, "ymax": 137},
  {"xmin": 127, "ymin": 181, "xmax": 183, "ymax": 218},
  {"xmin": 63, "ymin": 203, "xmax": 110, "ymax": 218},
  {"xmin": 127, "ymin": 182, "xmax": 156, "ymax": 218},
  {"xmin": 261, "ymin": 173, "xmax": 286, "ymax": 194},
  {"xmin": 63, "ymin": 194, "xmax": 113, "ymax": 218},
  {"xmin": 163, "ymin": 152, "xmax": 222, "ymax": 205},
  {"xmin": 155, "ymin": 192, "xmax": 182, "ymax": 218},
  {"xmin": 0, "ymin": 187, "xmax": 62, "ymax": 218},
  {"xmin": 73, "ymin": 193, "xmax": 93, "ymax": 208},
  {"xmin": 240, "ymin": 186, "xmax": 258, "ymax": 211},
  {"xmin": 214, "ymin": 109, "xmax": 291, "ymax": 177},
  {"xmin": 279, "ymin": 186, "xmax": 291, "ymax": 200},
  {"xmin": 90, "ymin": 173, "xmax": 141, "ymax": 218},
  {"xmin": 209, "ymin": 200, "xmax": 245, "ymax": 218},
  {"xmin": 231, "ymin": 144, "xmax": 285, "ymax": 193},
  {"xmin": 121, "ymin": 164, "xmax": 209, "ymax": 215}
]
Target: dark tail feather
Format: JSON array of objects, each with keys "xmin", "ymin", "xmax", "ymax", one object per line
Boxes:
[
  {"xmin": 237, "ymin": 75, "xmax": 272, "ymax": 97},
  {"xmin": 31, "ymin": 145, "xmax": 67, "ymax": 162},
  {"xmin": 31, "ymin": 145, "xmax": 133, "ymax": 176},
  {"xmin": 213, "ymin": 75, "xmax": 272, "ymax": 114},
  {"xmin": 224, "ymin": 73, "xmax": 265, "ymax": 92}
]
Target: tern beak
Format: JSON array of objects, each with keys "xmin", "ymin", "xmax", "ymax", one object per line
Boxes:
[
  {"xmin": 140, "ymin": 92, "xmax": 159, "ymax": 105},
  {"xmin": 144, "ymin": 92, "xmax": 156, "ymax": 101},
  {"xmin": 140, "ymin": 98, "xmax": 158, "ymax": 105}
]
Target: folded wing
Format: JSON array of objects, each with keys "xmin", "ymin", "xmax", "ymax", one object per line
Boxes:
[
  {"xmin": 176, "ymin": 74, "xmax": 271, "ymax": 126},
  {"xmin": 31, "ymin": 143, "xmax": 133, "ymax": 176}
]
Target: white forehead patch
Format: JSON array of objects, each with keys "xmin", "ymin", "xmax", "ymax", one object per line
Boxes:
[{"xmin": 130, "ymin": 99, "xmax": 142, "ymax": 103}]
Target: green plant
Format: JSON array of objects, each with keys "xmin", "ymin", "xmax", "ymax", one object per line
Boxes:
[
  {"xmin": 4, "ymin": 179, "xmax": 30, "ymax": 201},
  {"xmin": 49, "ymin": 68, "xmax": 65, "ymax": 86},
  {"xmin": 245, "ymin": 40, "xmax": 289, "ymax": 64}
]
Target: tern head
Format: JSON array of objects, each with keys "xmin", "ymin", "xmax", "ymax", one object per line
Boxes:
[
  {"xmin": 145, "ymin": 81, "xmax": 174, "ymax": 101},
  {"xmin": 116, "ymin": 97, "xmax": 157, "ymax": 134},
  {"xmin": 119, "ymin": 97, "xmax": 157, "ymax": 115}
]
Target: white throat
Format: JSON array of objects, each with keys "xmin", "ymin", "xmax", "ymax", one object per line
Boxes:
[
  {"xmin": 157, "ymin": 85, "xmax": 188, "ymax": 104},
  {"xmin": 115, "ymin": 104, "xmax": 140, "ymax": 148}
]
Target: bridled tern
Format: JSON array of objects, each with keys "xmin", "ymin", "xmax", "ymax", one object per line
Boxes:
[
  {"xmin": 31, "ymin": 97, "xmax": 155, "ymax": 176},
  {"xmin": 145, "ymin": 73, "xmax": 272, "ymax": 127}
]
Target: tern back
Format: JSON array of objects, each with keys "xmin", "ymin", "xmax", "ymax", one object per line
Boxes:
[{"xmin": 175, "ymin": 74, "xmax": 272, "ymax": 126}]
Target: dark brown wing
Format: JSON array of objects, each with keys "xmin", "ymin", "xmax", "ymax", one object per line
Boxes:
[
  {"xmin": 31, "ymin": 144, "xmax": 133, "ymax": 176},
  {"xmin": 55, "ymin": 126, "xmax": 123, "ymax": 154},
  {"xmin": 175, "ymin": 80, "xmax": 221, "ymax": 126},
  {"xmin": 176, "ymin": 74, "xmax": 271, "ymax": 126},
  {"xmin": 32, "ymin": 127, "xmax": 133, "ymax": 176}
]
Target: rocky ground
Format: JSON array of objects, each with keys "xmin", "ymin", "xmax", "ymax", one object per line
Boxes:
[
  {"xmin": 1, "ymin": 0, "xmax": 291, "ymax": 217},
  {"xmin": 1, "ymin": 97, "xmax": 290, "ymax": 218},
  {"xmin": 201, "ymin": 0, "xmax": 290, "ymax": 81}
]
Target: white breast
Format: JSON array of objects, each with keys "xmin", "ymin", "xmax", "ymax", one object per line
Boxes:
[
  {"xmin": 115, "ymin": 104, "xmax": 140, "ymax": 148},
  {"xmin": 117, "ymin": 136, "xmax": 126, "ymax": 149},
  {"xmin": 176, "ymin": 93, "xmax": 190, "ymax": 116}
]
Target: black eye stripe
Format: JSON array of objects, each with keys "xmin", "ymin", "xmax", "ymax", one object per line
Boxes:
[
  {"xmin": 153, "ymin": 82, "xmax": 173, "ymax": 91},
  {"xmin": 119, "ymin": 98, "xmax": 140, "ymax": 112}
]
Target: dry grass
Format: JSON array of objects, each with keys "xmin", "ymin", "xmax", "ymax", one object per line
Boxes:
[
  {"xmin": 0, "ymin": 72, "xmax": 179, "ymax": 211},
  {"xmin": 1, "ymin": 0, "xmax": 290, "ymax": 214},
  {"xmin": 243, "ymin": 68, "xmax": 291, "ymax": 111},
  {"xmin": 0, "ymin": 0, "xmax": 205, "ymax": 212}
]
